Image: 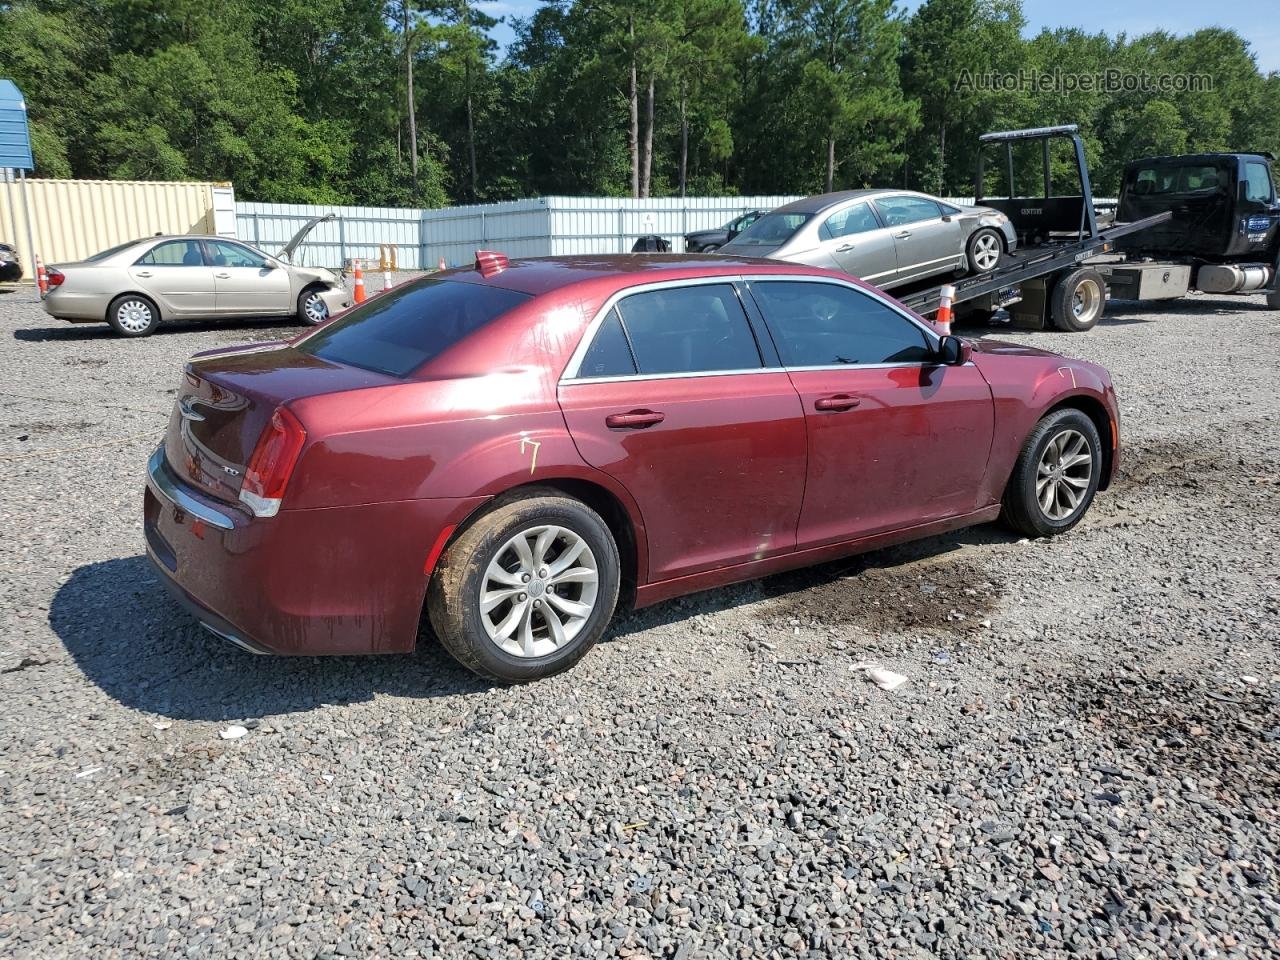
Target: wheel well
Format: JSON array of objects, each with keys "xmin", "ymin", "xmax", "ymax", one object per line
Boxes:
[
  {"xmin": 1045, "ymin": 396, "xmax": 1115, "ymax": 489},
  {"xmin": 443, "ymin": 478, "xmax": 640, "ymax": 610}
]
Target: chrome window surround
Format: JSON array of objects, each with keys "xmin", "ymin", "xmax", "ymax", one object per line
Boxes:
[{"xmin": 560, "ymin": 273, "xmax": 944, "ymax": 384}]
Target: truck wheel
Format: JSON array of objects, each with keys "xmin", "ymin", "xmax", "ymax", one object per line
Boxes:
[
  {"xmin": 1266, "ymin": 288, "xmax": 1280, "ymax": 310},
  {"xmin": 1001, "ymin": 408, "xmax": 1102, "ymax": 538},
  {"xmin": 1050, "ymin": 268, "xmax": 1106, "ymax": 332},
  {"xmin": 427, "ymin": 491, "xmax": 621, "ymax": 683}
]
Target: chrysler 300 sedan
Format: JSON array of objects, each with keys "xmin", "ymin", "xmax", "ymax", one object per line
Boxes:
[{"xmin": 145, "ymin": 253, "xmax": 1119, "ymax": 681}]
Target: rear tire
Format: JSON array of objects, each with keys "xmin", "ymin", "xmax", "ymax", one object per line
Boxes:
[
  {"xmin": 297, "ymin": 286, "xmax": 329, "ymax": 325},
  {"xmin": 1266, "ymin": 288, "xmax": 1280, "ymax": 310},
  {"xmin": 427, "ymin": 492, "xmax": 621, "ymax": 683},
  {"xmin": 1050, "ymin": 268, "xmax": 1106, "ymax": 331},
  {"xmin": 1001, "ymin": 409, "xmax": 1102, "ymax": 538},
  {"xmin": 966, "ymin": 228, "xmax": 1004, "ymax": 274},
  {"xmin": 107, "ymin": 294, "xmax": 159, "ymax": 337}
]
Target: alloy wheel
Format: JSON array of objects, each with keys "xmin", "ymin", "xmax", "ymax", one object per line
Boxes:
[
  {"xmin": 479, "ymin": 525, "xmax": 600, "ymax": 658},
  {"xmin": 972, "ymin": 232, "xmax": 1001, "ymax": 271},
  {"xmin": 1036, "ymin": 428, "xmax": 1093, "ymax": 521}
]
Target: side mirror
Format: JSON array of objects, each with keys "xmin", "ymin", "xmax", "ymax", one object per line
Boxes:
[
  {"xmin": 263, "ymin": 259, "xmax": 281, "ymax": 270},
  {"xmin": 935, "ymin": 334, "xmax": 971, "ymax": 366},
  {"xmin": 941, "ymin": 214, "xmax": 954, "ymax": 222}
]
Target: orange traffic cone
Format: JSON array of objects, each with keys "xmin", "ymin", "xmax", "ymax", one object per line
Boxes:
[
  {"xmin": 383, "ymin": 264, "xmax": 392, "ymax": 291},
  {"xmin": 35, "ymin": 256, "xmax": 47, "ymax": 296},
  {"xmin": 438, "ymin": 257, "xmax": 446, "ymax": 271},
  {"xmin": 352, "ymin": 259, "xmax": 365, "ymax": 304},
  {"xmin": 935, "ymin": 284, "xmax": 955, "ymax": 336}
]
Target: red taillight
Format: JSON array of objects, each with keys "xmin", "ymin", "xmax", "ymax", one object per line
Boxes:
[
  {"xmin": 238, "ymin": 406, "xmax": 306, "ymax": 517},
  {"xmin": 46, "ymin": 268, "xmax": 65, "ymax": 287}
]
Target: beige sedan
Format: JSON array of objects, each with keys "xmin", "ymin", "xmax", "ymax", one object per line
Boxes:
[{"xmin": 42, "ymin": 217, "xmax": 350, "ymax": 336}]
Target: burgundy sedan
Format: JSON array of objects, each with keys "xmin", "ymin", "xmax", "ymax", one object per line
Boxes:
[{"xmin": 144, "ymin": 253, "xmax": 1119, "ymax": 681}]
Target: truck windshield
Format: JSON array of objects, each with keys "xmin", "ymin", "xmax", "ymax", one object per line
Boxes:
[{"xmin": 1128, "ymin": 163, "xmax": 1226, "ymax": 196}]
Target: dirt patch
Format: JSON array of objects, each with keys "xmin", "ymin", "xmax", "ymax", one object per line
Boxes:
[
  {"xmin": 6, "ymin": 418, "xmax": 99, "ymax": 438},
  {"xmin": 63, "ymin": 357, "xmax": 109, "ymax": 368},
  {"xmin": 760, "ymin": 556, "xmax": 1003, "ymax": 636},
  {"xmin": 1050, "ymin": 671, "xmax": 1280, "ymax": 805}
]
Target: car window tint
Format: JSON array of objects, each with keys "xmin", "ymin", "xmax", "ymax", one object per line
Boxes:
[
  {"xmin": 728, "ymin": 212, "xmax": 811, "ymax": 246},
  {"xmin": 296, "ymin": 278, "xmax": 532, "ymax": 378},
  {"xmin": 820, "ymin": 202, "xmax": 880, "ymax": 240},
  {"xmin": 207, "ymin": 241, "xmax": 267, "ymax": 269},
  {"xmin": 615, "ymin": 284, "xmax": 761, "ymax": 375},
  {"xmin": 751, "ymin": 281, "xmax": 934, "ymax": 366},
  {"xmin": 87, "ymin": 240, "xmax": 146, "ymax": 262},
  {"xmin": 136, "ymin": 240, "xmax": 205, "ymax": 267},
  {"xmin": 1245, "ymin": 161, "xmax": 1274, "ymax": 202},
  {"xmin": 578, "ymin": 308, "xmax": 637, "ymax": 378},
  {"xmin": 875, "ymin": 195, "xmax": 943, "ymax": 227}
]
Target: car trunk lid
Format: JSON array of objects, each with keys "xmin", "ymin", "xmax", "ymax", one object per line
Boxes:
[{"xmin": 163, "ymin": 342, "xmax": 394, "ymax": 505}]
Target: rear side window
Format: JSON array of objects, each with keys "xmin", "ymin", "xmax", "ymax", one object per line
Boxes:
[
  {"xmin": 614, "ymin": 284, "xmax": 761, "ymax": 376},
  {"xmin": 820, "ymin": 202, "xmax": 880, "ymax": 240},
  {"xmin": 1131, "ymin": 163, "xmax": 1225, "ymax": 195},
  {"xmin": 297, "ymin": 278, "xmax": 532, "ymax": 377},
  {"xmin": 751, "ymin": 281, "xmax": 933, "ymax": 366},
  {"xmin": 577, "ymin": 309, "xmax": 636, "ymax": 378},
  {"xmin": 136, "ymin": 240, "xmax": 205, "ymax": 266}
]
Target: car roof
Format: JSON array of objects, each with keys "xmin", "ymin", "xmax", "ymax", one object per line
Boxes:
[
  {"xmin": 768, "ymin": 189, "xmax": 899, "ymax": 214},
  {"xmin": 442, "ymin": 253, "xmax": 851, "ymax": 297}
]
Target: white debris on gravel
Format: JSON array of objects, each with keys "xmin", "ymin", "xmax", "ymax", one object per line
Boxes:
[{"xmin": 1, "ymin": 292, "xmax": 1279, "ymax": 958}]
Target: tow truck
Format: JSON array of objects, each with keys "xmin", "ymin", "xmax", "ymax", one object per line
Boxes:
[{"xmin": 894, "ymin": 124, "xmax": 1171, "ymax": 331}]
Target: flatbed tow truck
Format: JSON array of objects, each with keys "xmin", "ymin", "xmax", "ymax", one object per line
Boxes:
[{"xmin": 894, "ymin": 125, "xmax": 1172, "ymax": 331}]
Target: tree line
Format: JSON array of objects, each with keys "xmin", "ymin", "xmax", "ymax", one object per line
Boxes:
[{"xmin": 2, "ymin": 0, "xmax": 1277, "ymax": 207}]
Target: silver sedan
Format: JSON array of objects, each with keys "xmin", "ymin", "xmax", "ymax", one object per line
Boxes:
[
  {"xmin": 717, "ymin": 189, "xmax": 1017, "ymax": 290},
  {"xmin": 41, "ymin": 216, "xmax": 350, "ymax": 337}
]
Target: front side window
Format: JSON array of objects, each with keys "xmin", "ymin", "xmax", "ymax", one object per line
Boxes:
[
  {"xmin": 578, "ymin": 283, "xmax": 761, "ymax": 377},
  {"xmin": 820, "ymin": 202, "xmax": 881, "ymax": 240},
  {"xmin": 206, "ymin": 240, "xmax": 267, "ymax": 269},
  {"xmin": 297, "ymin": 278, "xmax": 532, "ymax": 378},
  {"xmin": 1244, "ymin": 161, "xmax": 1274, "ymax": 203},
  {"xmin": 875, "ymin": 195, "xmax": 943, "ymax": 227},
  {"xmin": 136, "ymin": 240, "xmax": 205, "ymax": 267},
  {"xmin": 750, "ymin": 281, "xmax": 934, "ymax": 366}
]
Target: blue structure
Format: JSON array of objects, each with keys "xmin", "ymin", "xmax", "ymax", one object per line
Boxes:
[{"xmin": 0, "ymin": 79, "xmax": 34, "ymax": 170}]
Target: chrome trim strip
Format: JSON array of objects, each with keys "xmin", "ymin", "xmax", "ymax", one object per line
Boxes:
[{"xmin": 147, "ymin": 447, "xmax": 237, "ymax": 531}]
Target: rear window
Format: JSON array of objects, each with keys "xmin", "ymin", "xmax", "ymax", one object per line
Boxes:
[
  {"xmin": 296, "ymin": 278, "xmax": 532, "ymax": 377},
  {"xmin": 728, "ymin": 212, "xmax": 812, "ymax": 247},
  {"xmin": 1129, "ymin": 163, "xmax": 1227, "ymax": 196},
  {"xmin": 86, "ymin": 240, "xmax": 144, "ymax": 262}
]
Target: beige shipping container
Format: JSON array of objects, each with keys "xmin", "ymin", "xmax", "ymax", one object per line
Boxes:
[{"xmin": 0, "ymin": 177, "xmax": 236, "ymax": 280}]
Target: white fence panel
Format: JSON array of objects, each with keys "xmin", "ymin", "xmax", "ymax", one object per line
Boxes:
[{"xmin": 234, "ymin": 194, "xmax": 1122, "ymax": 269}]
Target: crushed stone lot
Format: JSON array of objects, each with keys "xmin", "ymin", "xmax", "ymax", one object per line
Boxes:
[{"xmin": 1, "ymin": 283, "xmax": 1278, "ymax": 960}]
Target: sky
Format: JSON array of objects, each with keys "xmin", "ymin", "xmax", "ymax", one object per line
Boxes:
[{"xmin": 474, "ymin": 0, "xmax": 1280, "ymax": 74}]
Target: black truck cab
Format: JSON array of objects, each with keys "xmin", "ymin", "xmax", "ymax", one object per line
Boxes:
[{"xmin": 1116, "ymin": 152, "xmax": 1279, "ymax": 261}]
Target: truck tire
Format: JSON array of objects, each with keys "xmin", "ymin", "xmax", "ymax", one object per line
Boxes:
[
  {"xmin": 1267, "ymin": 288, "xmax": 1280, "ymax": 310},
  {"xmin": 1050, "ymin": 268, "xmax": 1106, "ymax": 332}
]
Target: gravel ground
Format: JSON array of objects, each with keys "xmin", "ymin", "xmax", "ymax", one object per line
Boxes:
[{"xmin": 1, "ymin": 282, "xmax": 1278, "ymax": 960}]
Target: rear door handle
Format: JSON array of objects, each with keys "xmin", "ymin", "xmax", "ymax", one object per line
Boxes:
[
  {"xmin": 836, "ymin": 243, "xmax": 856, "ymax": 252},
  {"xmin": 214, "ymin": 272, "xmax": 231, "ymax": 279},
  {"xmin": 894, "ymin": 231, "xmax": 912, "ymax": 239},
  {"xmin": 135, "ymin": 271, "xmax": 153, "ymax": 278},
  {"xmin": 814, "ymin": 395, "xmax": 861, "ymax": 412},
  {"xmin": 605, "ymin": 410, "xmax": 665, "ymax": 429}
]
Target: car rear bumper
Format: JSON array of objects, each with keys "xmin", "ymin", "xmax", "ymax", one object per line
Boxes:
[
  {"xmin": 144, "ymin": 447, "xmax": 487, "ymax": 655},
  {"xmin": 42, "ymin": 288, "xmax": 107, "ymax": 321}
]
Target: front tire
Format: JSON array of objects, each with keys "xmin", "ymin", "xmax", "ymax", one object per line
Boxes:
[
  {"xmin": 427, "ymin": 492, "xmax": 621, "ymax": 682},
  {"xmin": 966, "ymin": 228, "xmax": 1003, "ymax": 274},
  {"xmin": 1002, "ymin": 409, "xmax": 1102, "ymax": 538},
  {"xmin": 107, "ymin": 294, "xmax": 159, "ymax": 337},
  {"xmin": 297, "ymin": 287, "xmax": 329, "ymax": 325}
]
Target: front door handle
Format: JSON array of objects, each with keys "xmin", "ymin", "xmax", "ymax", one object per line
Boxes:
[
  {"xmin": 605, "ymin": 409, "xmax": 665, "ymax": 429},
  {"xmin": 214, "ymin": 272, "xmax": 231, "ymax": 279},
  {"xmin": 135, "ymin": 271, "xmax": 153, "ymax": 278},
  {"xmin": 894, "ymin": 231, "xmax": 912, "ymax": 239},
  {"xmin": 836, "ymin": 243, "xmax": 856, "ymax": 252},
  {"xmin": 814, "ymin": 395, "xmax": 861, "ymax": 412}
]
